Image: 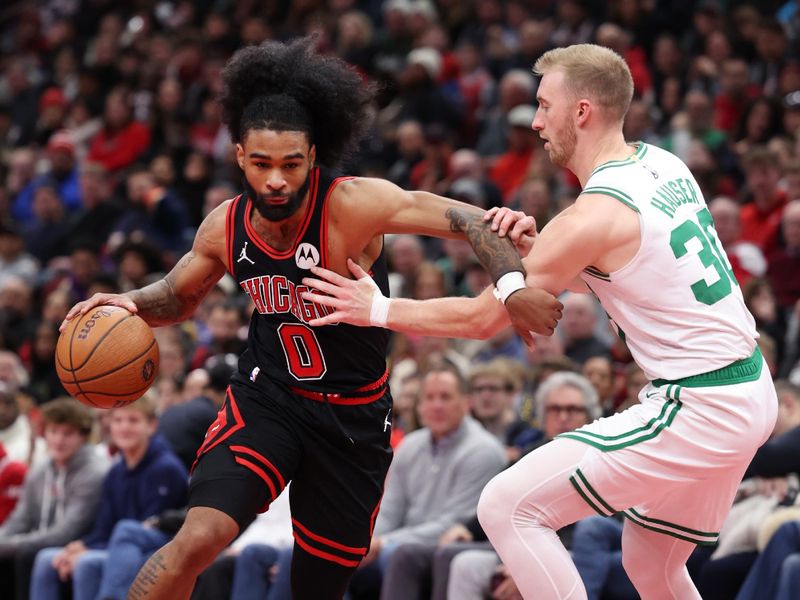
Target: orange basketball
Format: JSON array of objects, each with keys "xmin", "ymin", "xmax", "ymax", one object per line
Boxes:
[{"xmin": 55, "ymin": 306, "xmax": 160, "ymax": 409}]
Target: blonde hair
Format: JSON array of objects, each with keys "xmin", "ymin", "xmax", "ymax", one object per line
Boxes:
[{"xmin": 533, "ymin": 44, "xmax": 634, "ymax": 122}]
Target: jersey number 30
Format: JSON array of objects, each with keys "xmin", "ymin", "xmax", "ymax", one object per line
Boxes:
[
  {"xmin": 669, "ymin": 207, "xmax": 737, "ymax": 305},
  {"xmin": 278, "ymin": 323, "xmax": 327, "ymax": 380}
]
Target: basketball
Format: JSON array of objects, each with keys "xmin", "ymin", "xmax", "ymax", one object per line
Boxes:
[{"xmin": 55, "ymin": 306, "xmax": 160, "ymax": 409}]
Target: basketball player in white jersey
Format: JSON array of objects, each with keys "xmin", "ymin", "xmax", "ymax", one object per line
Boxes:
[{"xmin": 301, "ymin": 44, "xmax": 778, "ymax": 599}]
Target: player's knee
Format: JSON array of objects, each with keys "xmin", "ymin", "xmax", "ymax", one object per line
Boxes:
[
  {"xmin": 477, "ymin": 473, "xmax": 513, "ymax": 536},
  {"xmin": 172, "ymin": 513, "xmax": 238, "ymax": 568}
]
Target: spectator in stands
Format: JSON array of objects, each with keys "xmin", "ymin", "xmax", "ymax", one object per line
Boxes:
[
  {"xmin": 386, "ymin": 120, "xmax": 425, "ymax": 190},
  {"xmin": 387, "ymin": 371, "xmax": 599, "ymax": 600},
  {"xmin": 87, "ymin": 87, "xmax": 151, "ymax": 174},
  {"xmin": 740, "ymin": 147, "xmax": 789, "ymax": 254},
  {"xmin": 111, "ymin": 167, "xmax": 189, "ymax": 255},
  {"xmin": 0, "ymin": 399, "xmax": 107, "ymax": 600},
  {"xmin": 489, "ymin": 104, "xmax": 538, "ymax": 203},
  {"xmin": 709, "ymin": 196, "xmax": 767, "ymax": 287},
  {"xmin": 348, "ymin": 364, "xmax": 507, "ymax": 598},
  {"xmin": 467, "ymin": 360, "xmax": 529, "ymax": 455},
  {"xmin": 767, "ymin": 200, "xmax": 800, "ymax": 310},
  {"xmin": 0, "ymin": 441, "xmax": 26, "ymax": 525},
  {"xmin": 30, "ymin": 397, "xmax": 187, "ymax": 600},
  {"xmin": 713, "ymin": 58, "xmax": 759, "ymax": 134},
  {"xmin": 64, "ymin": 162, "xmax": 123, "ymax": 249},
  {"xmin": 560, "ymin": 293, "xmax": 611, "ymax": 366},
  {"xmin": 158, "ymin": 356, "xmax": 237, "ymax": 471},
  {"xmin": 476, "ymin": 69, "xmax": 536, "ymax": 160},
  {"xmin": 0, "ymin": 221, "xmax": 38, "ymax": 290},
  {"xmin": 12, "ymin": 131, "xmax": 82, "ymax": 224},
  {"xmin": 582, "ymin": 355, "xmax": 617, "ymax": 416}
]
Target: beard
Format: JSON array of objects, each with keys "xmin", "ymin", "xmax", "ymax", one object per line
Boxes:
[
  {"xmin": 243, "ymin": 171, "xmax": 312, "ymax": 222},
  {"xmin": 549, "ymin": 120, "xmax": 578, "ymax": 167}
]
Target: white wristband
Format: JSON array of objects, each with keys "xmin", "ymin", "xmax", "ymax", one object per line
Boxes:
[
  {"xmin": 493, "ymin": 271, "xmax": 526, "ymax": 304},
  {"xmin": 369, "ymin": 292, "xmax": 391, "ymax": 327}
]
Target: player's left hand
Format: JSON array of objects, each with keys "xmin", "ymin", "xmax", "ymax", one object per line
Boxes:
[
  {"xmin": 485, "ymin": 207, "xmax": 537, "ymax": 256},
  {"xmin": 360, "ymin": 535, "xmax": 382, "ymax": 567},
  {"xmin": 301, "ymin": 259, "xmax": 378, "ymax": 327},
  {"xmin": 504, "ymin": 287, "xmax": 563, "ymax": 345}
]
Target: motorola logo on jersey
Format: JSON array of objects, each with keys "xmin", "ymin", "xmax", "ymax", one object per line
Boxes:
[{"xmin": 295, "ymin": 243, "xmax": 320, "ymax": 270}]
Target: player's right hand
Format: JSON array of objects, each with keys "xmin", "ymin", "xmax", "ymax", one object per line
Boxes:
[
  {"xmin": 505, "ymin": 287, "xmax": 563, "ymax": 345},
  {"xmin": 301, "ymin": 259, "xmax": 379, "ymax": 327},
  {"xmin": 60, "ymin": 293, "xmax": 139, "ymax": 332}
]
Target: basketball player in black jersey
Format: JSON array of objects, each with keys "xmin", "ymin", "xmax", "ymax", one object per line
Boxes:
[{"xmin": 60, "ymin": 38, "xmax": 561, "ymax": 599}]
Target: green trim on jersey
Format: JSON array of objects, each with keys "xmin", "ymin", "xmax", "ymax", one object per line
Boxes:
[
  {"xmin": 652, "ymin": 347, "xmax": 763, "ymax": 388},
  {"xmin": 569, "ymin": 468, "xmax": 617, "ymax": 517},
  {"xmin": 556, "ymin": 389, "xmax": 682, "ymax": 452},
  {"xmin": 581, "ymin": 186, "xmax": 641, "ymax": 213},
  {"xmin": 590, "ymin": 143, "xmax": 648, "ymax": 175},
  {"xmin": 623, "ymin": 509, "xmax": 720, "ymax": 545},
  {"xmin": 569, "ymin": 470, "xmax": 720, "ymax": 546}
]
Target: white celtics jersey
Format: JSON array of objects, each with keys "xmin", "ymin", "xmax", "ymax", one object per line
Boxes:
[{"xmin": 579, "ymin": 143, "xmax": 757, "ymax": 381}]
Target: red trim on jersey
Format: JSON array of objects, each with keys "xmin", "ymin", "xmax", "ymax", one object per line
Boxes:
[
  {"xmin": 293, "ymin": 535, "xmax": 361, "ymax": 567},
  {"xmin": 234, "ymin": 456, "xmax": 277, "ymax": 500},
  {"xmin": 292, "ymin": 518, "xmax": 367, "ymax": 554},
  {"xmin": 288, "ymin": 368, "xmax": 388, "ymax": 404},
  {"xmin": 289, "ymin": 386, "xmax": 386, "ymax": 405},
  {"xmin": 320, "ymin": 176, "xmax": 355, "ymax": 269},
  {"xmin": 225, "ymin": 195, "xmax": 241, "ymax": 275},
  {"xmin": 191, "ymin": 387, "xmax": 245, "ymax": 471},
  {"xmin": 229, "ymin": 445, "xmax": 286, "ymax": 489},
  {"xmin": 369, "ymin": 496, "xmax": 382, "ymax": 537},
  {"xmin": 355, "ymin": 368, "xmax": 389, "ymax": 392},
  {"xmin": 243, "ymin": 168, "xmax": 320, "ymax": 259}
]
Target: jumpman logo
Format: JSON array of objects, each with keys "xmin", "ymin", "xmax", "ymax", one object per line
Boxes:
[
  {"xmin": 237, "ymin": 241, "xmax": 255, "ymax": 264},
  {"xmin": 383, "ymin": 408, "xmax": 392, "ymax": 432}
]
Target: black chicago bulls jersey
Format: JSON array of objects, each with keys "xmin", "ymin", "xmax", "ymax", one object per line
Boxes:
[{"xmin": 225, "ymin": 166, "xmax": 390, "ymax": 394}]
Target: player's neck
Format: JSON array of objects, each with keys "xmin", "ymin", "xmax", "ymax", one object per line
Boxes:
[
  {"xmin": 250, "ymin": 191, "xmax": 312, "ymax": 252},
  {"xmin": 572, "ymin": 130, "xmax": 633, "ymax": 188}
]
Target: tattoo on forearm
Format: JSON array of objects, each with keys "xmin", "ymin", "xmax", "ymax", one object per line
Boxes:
[
  {"xmin": 445, "ymin": 207, "xmax": 525, "ymax": 282},
  {"xmin": 129, "ymin": 279, "xmax": 180, "ymax": 325},
  {"xmin": 127, "ymin": 550, "xmax": 168, "ymax": 599}
]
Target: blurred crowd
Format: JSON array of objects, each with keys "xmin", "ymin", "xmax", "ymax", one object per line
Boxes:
[{"xmin": 0, "ymin": 0, "xmax": 799, "ymax": 599}]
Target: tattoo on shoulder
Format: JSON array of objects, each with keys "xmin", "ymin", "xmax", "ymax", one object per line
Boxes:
[{"xmin": 445, "ymin": 207, "xmax": 524, "ymax": 282}]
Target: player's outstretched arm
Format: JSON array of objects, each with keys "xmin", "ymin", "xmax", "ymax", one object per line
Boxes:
[
  {"xmin": 335, "ymin": 178, "xmax": 558, "ymax": 342},
  {"xmin": 61, "ymin": 203, "xmax": 229, "ymax": 330},
  {"xmin": 301, "ymin": 260, "xmax": 563, "ymax": 338}
]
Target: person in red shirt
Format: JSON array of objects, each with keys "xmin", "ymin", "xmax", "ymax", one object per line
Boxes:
[
  {"xmin": 489, "ymin": 105, "xmax": 537, "ymax": 203},
  {"xmin": 767, "ymin": 200, "xmax": 800, "ymax": 310},
  {"xmin": 87, "ymin": 86, "xmax": 151, "ymax": 174},
  {"xmin": 739, "ymin": 147, "xmax": 788, "ymax": 254},
  {"xmin": 714, "ymin": 58, "xmax": 761, "ymax": 134},
  {"xmin": 0, "ymin": 441, "xmax": 26, "ymax": 525}
]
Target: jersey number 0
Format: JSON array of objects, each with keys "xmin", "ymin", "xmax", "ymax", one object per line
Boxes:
[{"xmin": 277, "ymin": 323, "xmax": 327, "ymax": 380}]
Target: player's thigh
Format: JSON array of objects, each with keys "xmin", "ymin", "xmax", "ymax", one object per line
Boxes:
[
  {"xmin": 289, "ymin": 393, "xmax": 393, "ymax": 563},
  {"xmin": 190, "ymin": 383, "xmax": 303, "ymax": 531}
]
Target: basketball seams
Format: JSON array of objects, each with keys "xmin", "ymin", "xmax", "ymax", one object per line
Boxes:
[
  {"xmin": 71, "ymin": 339, "xmax": 158, "ymax": 384},
  {"xmin": 68, "ymin": 313, "xmax": 134, "ymax": 372},
  {"xmin": 67, "ymin": 311, "xmax": 98, "ymax": 407}
]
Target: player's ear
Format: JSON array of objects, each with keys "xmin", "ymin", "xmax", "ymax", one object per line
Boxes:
[
  {"xmin": 236, "ymin": 143, "xmax": 245, "ymax": 170},
  {"xmin": 309, "ymin": 144, "xmax": 316, "ymax": 168},
  {"xmin": 577, "ymin": 100, "xmax": 590, "ymax": 124}
]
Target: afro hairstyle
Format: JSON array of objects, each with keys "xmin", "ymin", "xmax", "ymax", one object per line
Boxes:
[{"xmin": 220, "ymin": 36, "xmax": 376, "ymax": 166}]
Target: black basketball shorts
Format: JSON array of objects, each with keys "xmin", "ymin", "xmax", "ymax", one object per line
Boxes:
[{"xmin": 188, "ymin": 375, "xmax": 393, "ymax": 567}]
